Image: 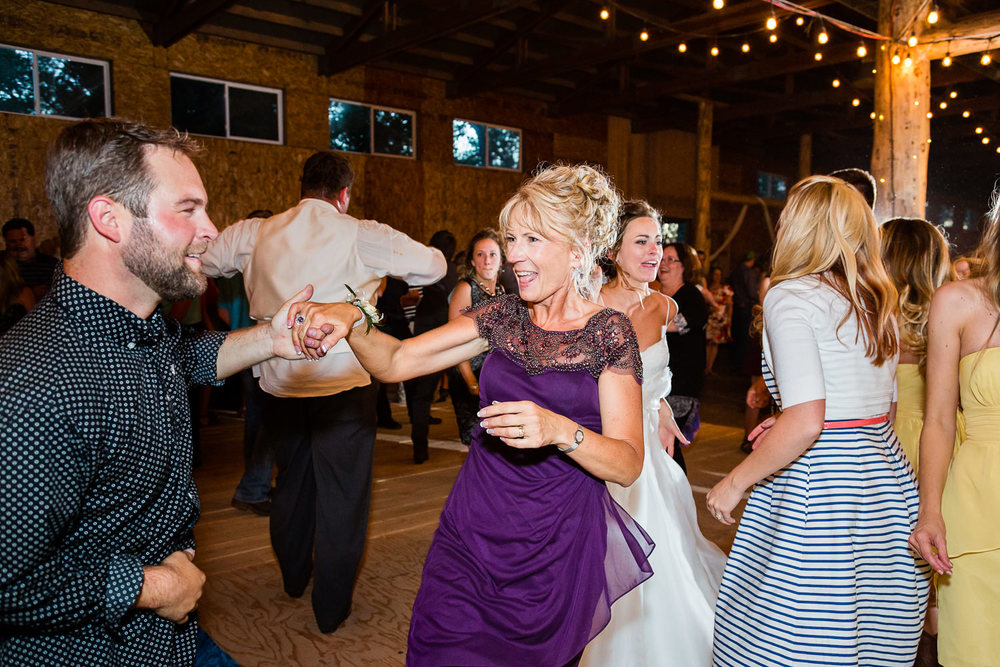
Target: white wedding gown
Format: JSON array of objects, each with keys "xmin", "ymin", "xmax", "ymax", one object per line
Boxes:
[{"xmin": 581, "ymin": 335, "xmax": 726, "ymax": 667}]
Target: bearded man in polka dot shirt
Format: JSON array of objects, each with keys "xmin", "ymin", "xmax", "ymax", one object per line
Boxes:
[{"xmin": 0, "ymin": 118, "xmax": 315, "ymax": 665}]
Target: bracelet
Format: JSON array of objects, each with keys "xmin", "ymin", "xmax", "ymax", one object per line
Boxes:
[
  {"xmin": 557, "ymin": 424, "xmax": 584, "ymax": 453},
  {"xmin": 345, "ymin": 284, "xmax": 383, "ymax": 333},
  {"xmin": 468, "ymin": 382, "xmax": 479, "ymax": 393}
]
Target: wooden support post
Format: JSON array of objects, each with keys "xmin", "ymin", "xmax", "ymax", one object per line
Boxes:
[
  {"xmin": 694, "ymin": 100, "xmax": 713, "ymax": 254},
  {"xmin": 798, "ymin": 133, "xmax": 812, "ymax": 181},
  {"xmin": 871, "ymin": 0, "xmax": 931, "ymax": 220}
]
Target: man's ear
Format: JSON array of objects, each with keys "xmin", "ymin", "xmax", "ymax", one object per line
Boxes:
[
  {"xmin": 87, "ymin": 196, "xmax": 122, "ymax": 243},
  {"xmin": 335, "ymin": 187, "xmax": 350, "ymax": 213}
]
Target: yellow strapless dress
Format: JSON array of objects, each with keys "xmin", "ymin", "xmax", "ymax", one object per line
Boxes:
[
  {"xmin": 938, "ymin": 348, "xmax": 1000, "ymax": 667},
  {"xmin": 894, "ymin": 363, "xmax": 964, "ymax": 475}
]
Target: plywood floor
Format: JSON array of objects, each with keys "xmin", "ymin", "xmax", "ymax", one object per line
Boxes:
[{"xmin": 193, "ymin": 375, "xmax": 751, "ymax": 666}]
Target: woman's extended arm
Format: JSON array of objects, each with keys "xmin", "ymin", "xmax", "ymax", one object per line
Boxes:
[
  {"xmin": 288, "ymin": 301, "xmax": 487, "ymax": 382},
  {"xmin": 476, "ymin": 368, "xmax": 644, "ymax": 486},
  {"xmin": 909, "ymin": 285, "xmax": 964, "ymax": 575},
  {"xmin": 448, "ymin": 282, "xmax": 480, "ymax": 393},
  {"xmin": 706, "ymin": 398, "xmax": 825, "ymax": 523}
]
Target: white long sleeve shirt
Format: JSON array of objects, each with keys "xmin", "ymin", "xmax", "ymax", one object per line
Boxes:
[{"xmin": 203, "ymin": 198, "xmax": 446, "ymax": 397}]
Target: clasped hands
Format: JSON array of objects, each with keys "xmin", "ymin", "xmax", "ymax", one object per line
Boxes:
[{"xmin": 283, "ymin": 302, "xmax": 362, "ymax": 359}]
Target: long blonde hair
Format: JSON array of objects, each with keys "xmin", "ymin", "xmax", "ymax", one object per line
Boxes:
[
  {"xmin": 770, "ymin": 175, "xmax": 898, "ymax": 366},
  {"xmin": 880, "ymin": 217, "xmax": 951, "ymax": 372},
  {"xmin": 498, "ymin": 163, "xmax": 620, "ymax": 299},
  {"xmin": 977, "ymin": 188, "xmax": 1000, "ymax": 313}
]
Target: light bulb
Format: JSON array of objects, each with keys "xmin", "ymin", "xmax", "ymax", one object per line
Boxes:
[
  {"xmin": 942, "ymin": 55, "xmax": 952, "ymax": 67},
  {"xmin": 950, "ymin": 90, "xmax": 957, "ymax": 98},
  {"xmin": 741, "ymin": 42, "xmax": 750, "ymax": 53},
  {"xmin": 678, "ymin": 43, "xmax": 687, "ymax": 53},
  {"xmin": 769, "ymin": 34, "xmax": 778, "ymax": 43},
  {"xmin": 939, "ymin": 101, "xmax": 947, "ymax": 109},
  {"xmin": 904, "ymin": 57, "xmax": 913, "ymax": 67},
  {"xmin": 711, "ymin": 45, "xmax": 719, "ymax": 56},
  {"xmin": 600, "ymin": 8, "xmax": 609, "ymax": 20},
  {"xmin": 926, "ymin": 112, "xmax": 933, "ymax": 118},
  {"xmin": 996, "ymin": 146, "xmax": 1000, "ymax": 153},
  {"xmin": 713, "ymin": 0, "xmax": 724, "ymax": 9},
  {"xmin": 852, "ymin": 98, "xmax": 861, "ymax": 107},
  {"xmin": 815, "ymin": 52, "xmax": 823, "ymax": 61},
  {"xmin": 640, "ymin": 30, "xmax": 649, "ymax": 41},
  {"xmin": 878, "ymin": 114, "xmax": 884, "ymax": 120},
  {"xmin": 976, "ymin": 127, "xmax": 984, "ymax": 134},
  {"xmin": 870, "ymin": 112, "xmax": 876, "ymax": 119},
  {"xmin": 766, "ymin": 16, "xmax": 777, "ymax": 30},
  {"xmin": 963, "ymin": 110, "xmax": 971, "ymax": 118},
  {"xmin": 928, "ymin": 9, "xmax": 939, "ymax": 24},
  {"xmin": 796, "ymin": 16, "xmax": 804, "ymax": 26},
  {"xmin": 982, "ymin": 53, "xmax": 992, "ymax": 66},
  {"xmin": 857, "ymin": 44, "xmax": 867, "ymax": 58},
  {"xmin": 892, "ymin": 54, "xmax": 901, "ymax": 65},
  {"xmin": 818, "ymin": 31, "xmax": 829, "ymax": 45},
  {"xmin": 984, "ymin": 137, "xmax": 991, "ymax": 145},
  {"xmin": 908, "ymin": 35, "xmax": 918, "ymax": 47},
  {"xmin": 913, "ymin": 99, "xmax": 919, "ymax": 106},
  {"xmin": 832, "ymin": 78, "xmax": 841, "ymax": 87}
]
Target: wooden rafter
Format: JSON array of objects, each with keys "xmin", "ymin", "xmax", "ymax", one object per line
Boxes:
[
  {"xmin": 320, "ymin": 0, "xmax": 385, "ymax": 74},
  {"xmin": 445, "ymin": 0, "xmax": 572, "ymax": 98},
  {"xmin": 319, "ymin": 0, "xmax": 532, "ymax": 76},
  {"xmin": 452, "ymin": 0, "xmax": 833, "ymax": 98},
  {"xmin": 921, "ymin": 10, "xmax": 1000, "ymax": 60},
  {"xmin": 151, "ymin": 0, "xmax": 238, "ymax": 47}
]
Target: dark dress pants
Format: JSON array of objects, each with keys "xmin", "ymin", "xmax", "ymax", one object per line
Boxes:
[
  {"xmin": 403, "ymin": 371, "xmax": 440, "ymax": 463},
  {"xmin": 232, "ymin": 370, "xmax": 272, "ymax": 504},
  {"xmin": 264, "ymin": 382, "xmax": 378, "ymax": 633}
]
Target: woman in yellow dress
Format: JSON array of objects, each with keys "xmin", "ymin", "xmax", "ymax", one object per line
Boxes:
[
  {"xmin": 910, "ymin": 192, "xmax": 1000, "ymax": 667},
  {"xmin": 880, "ymin": 217, "xmax": 951, "ymax": 473}
]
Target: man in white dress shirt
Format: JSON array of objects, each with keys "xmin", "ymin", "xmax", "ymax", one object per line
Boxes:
[{"xmin": 202, "ymin": 152, "xmax": 446, "ymax": 633}]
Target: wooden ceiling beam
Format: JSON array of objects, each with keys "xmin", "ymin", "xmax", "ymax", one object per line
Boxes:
[
  {"xmin": 921, "ymin": 10, "xmax": 1000, "ymax": 60},
  {"xmin": 446, "ymin": 0, "xmax": 571, "ymax": 97},
  {"xmin": 319, "ymin": 0, "xmax": 531, "ymax": 75},
  {"xmin": 151, "ymin": 0, "xmax": 238, "ymax": 47},
  {"xmin": 321, "ymin": 0, "xmax": 384, "ymax": 67},
  {"xmin": 452, "ymin": 0, "xmax": 833, "ymax": 98},
  {"xmin": 552, "ymin": 42, "xmax": 861, "ymax": 116},
  {"xmin": 716, "ymin": 87, "xmax": 868, "ymax": 123}
]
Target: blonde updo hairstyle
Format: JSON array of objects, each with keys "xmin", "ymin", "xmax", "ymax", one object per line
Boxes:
[
  {"xmin": 770, "ymin": 175, "xmax": 898, "ymax": 366},
  {"xmin": 880, "ymin": 217, "xmax": 951, "ymax": 371},
  {"xmin": 498, "ymin": 163, "xmax": 620, "ymax": 299}
]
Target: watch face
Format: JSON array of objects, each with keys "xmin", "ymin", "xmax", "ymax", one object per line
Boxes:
[{"xmin": 575, "ymin": 427, "xmax": 584, "ymax": 444}]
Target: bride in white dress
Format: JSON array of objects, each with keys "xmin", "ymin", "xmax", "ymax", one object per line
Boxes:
[{"xmin": 583, "ymin": 201, "xmax": 726, "ymax": 666}]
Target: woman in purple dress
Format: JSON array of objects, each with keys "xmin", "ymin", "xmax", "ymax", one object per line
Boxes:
[{"xmin": 290, "ymin": 164, "xmax": 653, "ymax": 666}]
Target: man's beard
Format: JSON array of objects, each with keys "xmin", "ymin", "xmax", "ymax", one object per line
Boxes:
[{"xmin": 123, "ymin": 218, "xmax": 207, "ymax": 303}]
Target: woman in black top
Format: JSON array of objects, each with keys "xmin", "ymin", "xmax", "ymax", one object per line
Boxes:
[{"xmin": 658, "ymin": 242, "xmax": 708, "ymax": 474}]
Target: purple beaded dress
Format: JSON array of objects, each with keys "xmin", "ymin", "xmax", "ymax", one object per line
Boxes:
[{"xmin": 406, "ymin": 295, "xmax": 655, "ymax": 667}]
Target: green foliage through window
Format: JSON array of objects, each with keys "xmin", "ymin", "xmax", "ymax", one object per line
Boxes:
[
  {"xmin": 0, "ymin": 45, "xmax": 108, "ymax": 119},
  {"xmin": 329, "ymin": 99, "xmax": 415, "ymax": 158},
  {"xmin": 453, "ymin": 119, "xmax": 520, "ymax": 171}
]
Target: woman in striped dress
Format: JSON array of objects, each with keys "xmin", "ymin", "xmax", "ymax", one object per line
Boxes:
[{"xmin": 706, "ymin": 175, "xmax": 931, "ymax": 665}]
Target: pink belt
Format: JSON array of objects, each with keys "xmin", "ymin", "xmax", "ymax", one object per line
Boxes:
[{"xmin": 823, "ymin": 414, "xmax": 889, "ymax": 429}]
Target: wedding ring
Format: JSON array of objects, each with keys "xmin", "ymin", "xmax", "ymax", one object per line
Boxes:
[
  {"xmin": 295, "ymin": 314, "xmax": 305, "ymax": 325},
  {"xmin": 517, "ymin": 425, "xmax": 525, "ymax": 438},
  {"xmin": 715, "ymin": 513, "xmax": 723, "ymax": 520}
]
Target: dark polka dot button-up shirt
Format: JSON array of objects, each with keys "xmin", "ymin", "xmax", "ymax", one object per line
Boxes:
[{"xmin": 0, "ymin": 268, "xmax": 226, "ymax": 665}]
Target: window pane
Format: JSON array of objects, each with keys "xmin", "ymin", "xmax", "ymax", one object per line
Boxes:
[
  {"xmin": 37, "ymin": 55, "xmax": 106, "ymax": 118},
  {"xmin": 488, "ymin": 127, "xmax": 520, "ymax": 170},
  {"xmin": 329, "ymin": 101, "xmax": 370, "ymax": 153},
  {"xmin": 453, "ymin": 120, "xmax": 485, "ymax": 166},
  {"xmin": 0, "ymin": 47, "xmax": 34, "ymax": 115},
  {"xmin": 373, "ymin": 109, "xmax": 413, "ymax": 157},
  {"xmin": 755, "ymin": 172, "xmax": 770, "ymax": 199},
  {"xmin": 229, "ymin": 86, "xmax": 279, "ymax": 141},
  {"xmin": 771, "ymin": 176, "xmax": 787, "ymax": 200},
  {"xmin": 171, "ymin": 76, "xmax": 225, "ymax": 137}
]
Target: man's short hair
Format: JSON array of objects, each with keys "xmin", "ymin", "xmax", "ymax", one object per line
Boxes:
[
  {"xmin": 428, "ymin": 230, "xmax": 457, "ymax": 259},
  {"xmin": 300, "ymin": 152, "xmax": 355, "ymax": 200},
  {"xmin": 828, "ymin": 168, "xmax": 876, "ymax": 209},
  {"xmin": 45, "ymin": 118, "xmax": 202, "ymax": 259},
  {"xmin": 2, "ymin": 218, "xmax": 34, "ymax": 237}
]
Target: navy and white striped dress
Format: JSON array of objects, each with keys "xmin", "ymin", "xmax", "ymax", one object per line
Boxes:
[{"xmin": 713, "ymin": 276, "xmax": 931, "ymax": 666}]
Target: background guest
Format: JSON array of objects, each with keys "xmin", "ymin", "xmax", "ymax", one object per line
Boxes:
[
  {"xmin": 2, "ymin": 218, "xmax": 59, "ymax": 299},
  {"xmin": 0, "ymin": 250, "xmax": 35, "ymax": 336},
  {"xmin": 705, "ymin": 265, "xmax": 733, "ymax": 375}
]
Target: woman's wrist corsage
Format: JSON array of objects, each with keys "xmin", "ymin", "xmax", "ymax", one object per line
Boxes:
[{"xmin": 345, "ymin": 285, "xmax": 383, "ymax": 333}]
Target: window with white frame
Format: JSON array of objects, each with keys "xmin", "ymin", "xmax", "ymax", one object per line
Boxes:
[
  {"xmin": 0, "ymin": 44, "xmax": 110, "ymax": 119},
  {"xmin": 328, "ymin": 98, "xmax": 415, "ymax": 158},
  {"xmin": 170, "ymin": 73, "xmax": 283, "ymax": 144},
  {"xmin": 453, "ymin": 119, "xmax": 521, "ymax": 171},
  {"xmin": 756, "ymin": 172, "xmax": 788, "ymax": 200}
]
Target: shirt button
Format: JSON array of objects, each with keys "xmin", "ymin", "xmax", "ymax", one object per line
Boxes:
[{"xmin": 127, "ymin": 342, "xmax": 136, "ymax": 350}]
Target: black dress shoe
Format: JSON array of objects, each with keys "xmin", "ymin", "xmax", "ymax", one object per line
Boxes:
[
  {"xmin": 435, "ymin": 389, "xmax": 449, "ymax": 403},
  {"xmin": 231, "ymin": 498, "xmax": 271, "ymax": 516},
  {"xmin": 428, "ymin": 416, "xmax": 442, "ymax": 425},
  {"xmin": 378, "ymin": 417, "xmax": 402, "ymax": 429}
]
